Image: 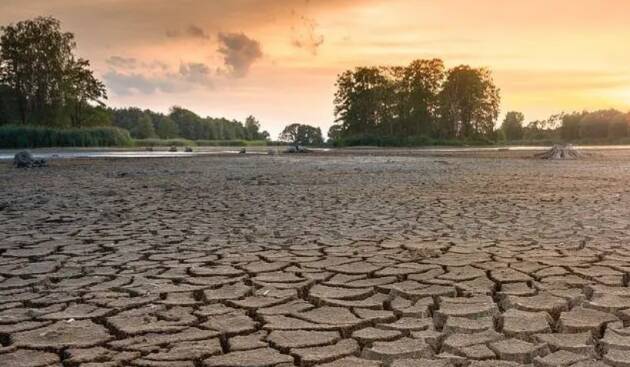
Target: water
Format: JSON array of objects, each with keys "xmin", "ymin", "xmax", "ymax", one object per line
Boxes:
[{"xmin": 1, "ymin": 145, "xmax": 630, "ymax": 160}]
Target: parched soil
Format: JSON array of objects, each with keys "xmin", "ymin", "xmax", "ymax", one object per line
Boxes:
[{"xmin": 2, "ymin": 150, "xmax": 630, "ymax": 366}]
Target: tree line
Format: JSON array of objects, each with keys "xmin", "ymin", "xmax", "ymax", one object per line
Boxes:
[
  {"xmin": 500, "ymin": 109, "xmax": 630, "ymax": 142},
  {"xmin": 330, "ymin": 59, "xmax": 501, "ymax": 144}
]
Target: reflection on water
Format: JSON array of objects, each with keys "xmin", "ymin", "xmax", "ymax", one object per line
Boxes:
[{"xmin": 1, "ymin": 145, "xmax": 630, "ymax": 160}]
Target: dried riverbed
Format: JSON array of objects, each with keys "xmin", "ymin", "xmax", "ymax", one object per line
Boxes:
[{"xmin": 2, "ymin": 150, "xmax": 630, "ymax": 366}]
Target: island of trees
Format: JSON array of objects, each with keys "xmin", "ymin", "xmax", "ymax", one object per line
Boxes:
[{"xmin": 1, "ymin": 16, "xmax": 629, "ymax": 149}]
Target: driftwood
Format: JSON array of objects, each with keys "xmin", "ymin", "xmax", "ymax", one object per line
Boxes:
[{"xmin": 535, "ymin": 144, "xmax": 585, "ymax": 160}]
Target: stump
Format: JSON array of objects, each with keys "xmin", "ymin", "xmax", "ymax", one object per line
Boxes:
[{"xmin": 535, "ymin": 145, "xmax": 585, "ymax": 160}]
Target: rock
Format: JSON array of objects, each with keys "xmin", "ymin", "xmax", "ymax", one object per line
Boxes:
[
  {"xmin": 13, "ymin": 151, "xmax": 46, "ymax": 168},
  {"xmin": 284, "ymin": 145, "xmax": 309, "ymax": 153}
]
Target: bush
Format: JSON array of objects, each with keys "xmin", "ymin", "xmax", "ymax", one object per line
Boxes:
[
  {"xmin": 134, "ymin": 138, "xmax": 195, "ymax": 147},
  {"xmin": 195, "ymin": 140, "xmax": 268, "ymax": 147},
  {"xmin": 0, "ymin": 124, "xmax": 133, "ymax": 148},
  {"xmin": 334, "ymin": 134, "xmax": 494, "ymax": 147}
]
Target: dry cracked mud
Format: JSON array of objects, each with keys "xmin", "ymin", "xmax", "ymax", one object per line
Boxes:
[{"xmin": 3, "ymin": 149, "xmax": 630, "ymax": 366}]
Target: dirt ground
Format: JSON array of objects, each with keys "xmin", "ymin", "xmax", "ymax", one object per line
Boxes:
[{"xmin": 2, "ymin": 149, "xmax": 630, "ymax": 366}]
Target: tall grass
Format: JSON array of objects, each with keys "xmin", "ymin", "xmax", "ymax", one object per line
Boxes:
[
  {"xmin": 134, "ymin": 138, "xmax": 196, "ymax": 147},
  {"xmin": 0, "ymin": 125, "xmax": 133, "ymax": 148},
  {"xmin": 195, "ymin": 139, "xmax": 268, "ymax": 147},
  {"xmin": 134, "ymin": 139, "xmax": 269, "ymax": 147},
  {"xmin": 333, "ymin": 134, "xmax": 495, "ymax": 147}
]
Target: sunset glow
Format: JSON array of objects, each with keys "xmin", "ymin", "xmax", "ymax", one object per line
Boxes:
[{"xmin": 3, "ymin": 0, "xmax": 629, "ymax": 136}]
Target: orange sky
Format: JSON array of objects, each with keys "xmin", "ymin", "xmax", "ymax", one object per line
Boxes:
[{"xmin": 2, "ymin": 0, "xmax": 630, "ymax": 137}]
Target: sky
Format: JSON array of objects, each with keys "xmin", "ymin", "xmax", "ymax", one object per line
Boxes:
[{"xmin": 2, "ymin": 0, "xmax": 630, "ymax": 137}]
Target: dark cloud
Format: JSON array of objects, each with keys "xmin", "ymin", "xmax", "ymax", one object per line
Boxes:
[
  {"xmin": 106, "ymin": 56, "xmax": 138, "ymax": 69},
  {"xmin": 186, "ymin": 25, "xmax": 209, "ymax": 39},
  {"xmin": 291, "ymin": 14, "xmax": 324, "ymax": 55},
  {"xmin": 217, "ymin": 32, "xmax": 263, "ymax": 78},
  {"xmin": 166, "ymin": 24, "xmax": 210, "ymax": 40},
  {"xmin": 179, "ymin": 62, "xmax": 213, "ymax": 87}
]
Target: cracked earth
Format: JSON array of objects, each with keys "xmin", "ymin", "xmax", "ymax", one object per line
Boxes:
[{"xmin": 3, "ymin": 150, "xmax": 630, "ymax": 367}]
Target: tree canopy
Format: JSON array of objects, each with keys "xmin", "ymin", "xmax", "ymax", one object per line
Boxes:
[
  {"xmin": 501, "ymin": 111, "xmax": 525, "ymax": 141},
  {"xmin": 331, "ymin": 59, "xmax": 500, "ymax": 143},
  {"xmin": 279, "ymin": 123, "xmax": 324, "ymax": 146},
  {"xmin": 0, "ymin": 16, "xmax": 106, "ymax": 127}
]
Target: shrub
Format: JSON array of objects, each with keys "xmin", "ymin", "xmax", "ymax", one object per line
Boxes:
[
  {"xmin": 195, "ymin": 140, "xmax": 268, "ymax": 146},
  {"xmin": 134, "ymin": 138, "xmax": 195, "ymax": 147},
  {"xmin": 0, "ymin": 124, "xmax": 133, "ymax": 148}
]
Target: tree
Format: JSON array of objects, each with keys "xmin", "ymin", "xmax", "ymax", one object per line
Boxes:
[
  {"xmin": 334, "ymin": 67, "xmax": 392, "ymax": 136},
  {"xmin": 244, "ymin": 115, "xmax": 266, "ymax": 140},
  {"xmin": 132, "ymin": 113, "xmax": 157, "ymax": 139},
  {"xmin": 0, "ymin": 16, "xmax": 106, "ymax": 126},
  {"xmin": 388, "ymin": 59, "xmax": 444, "ymax": 136},
  {"xmin": 501, "ymin": 111, "xmax": 524, "ymax": 141},
  {"xmin": 327, "ymin": 124, "xmax": 344, "ymax": 143},
  {"xmin": 560, "ymin": 112, "xmax": 585, "ymax": 140},
  {"xmin": 437, "ymin": 65, "xmax": 500, "ymax": 139},
  {"xmin": 279, "ymin": 123, "xmax": 324, "ymax": 146},
  {"xmin": 65, "ymin": 58, "xmax": 107, "ymax": 127},
  {"xmin": 154, "ymin": 115, "xmax": 179, "ymax": 139}
]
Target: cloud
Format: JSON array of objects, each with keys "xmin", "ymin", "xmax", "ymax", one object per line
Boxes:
[
  {"xmin": 291, "ymin": 14, "xmax": 324, "ymax": 55},
  {"xmin": 104, "ymin": 71, "xmax": 180, "ymax": 96},
  {"xmin": 104, "ymin": 61, "xmax": 214, "ymax": 96},
  {"xmin": 179, "ymin": 62, "xmax": 213, "ymax": 87},
  {"xmin": 166, "ymin": 24, "xmax": 210, "ymax": 40},
  {"xmin": 186, "ymin": 25, "xmax": 209, "ymax": 39},
  {"xmin": 106, "ymin": 56, "xmax": 138, "ymax": 69},
  {"xmin": 217, "ymin": 32, "xmax": 262, "ymax": 78}
]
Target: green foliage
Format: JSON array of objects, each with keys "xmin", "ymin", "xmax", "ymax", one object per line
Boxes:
[
  {"xmin": 131, "ymin": 114, "xmax": 157, "ymax": 139},
  {"xmin": 500, "ymin": 111, "xmax": 525, "ymax": 141},
  {"xmin": 559, "ymin": 109, "xmax": 628, "ymax": 142},
  {"xmin": 437, "ymin": 65, "xmax": 500, "ymax": 139},
  {"xmin": 279, "ymin": 123, "xmax": 324, "ymax": 146},
  {"xmin": 153, "ymin": 116, "xmax": 179, "ymax": 139},
  {"xmin": 133, "ymin": 139, "xmax": 269, "ymax": 147},
  {"xmin": 333, "ymin": 134, "xmax": 494, "ymax": 147},
  {"xmin": 0, "ymin": 16, "xmax": 106, "ymax": 127},
  {"xmin": 134, "ymin": 138, "xmax": 195, "ymax": 147},
  {"xmin": 111, "ymin": 106, "xmax": 270, "ymax": 141},
  {"xmin": 332, "ymin": 59, "xmax": 500, "ymax": 144},
  {"xmin": 195, "ymin": 139, "xmax": 268, "ymax": 146},
  {"xmin": 0, "ymin": 125, "xmax": 132, "ymax": 148}
]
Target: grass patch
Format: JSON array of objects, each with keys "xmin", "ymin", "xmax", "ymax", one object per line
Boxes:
[{"xmin": 0, "ymin": 124, "xmax": 133, "ymax": 148}]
